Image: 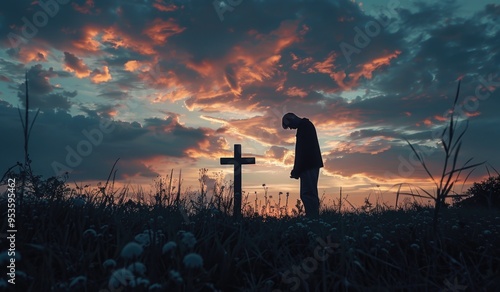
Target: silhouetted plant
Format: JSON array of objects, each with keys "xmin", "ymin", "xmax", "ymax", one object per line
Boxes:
[
  {"xmin": 17, "ymin": 73, "xmax": 40, "ymax": 208},
  {"xmin": 456, "ymin": 174, "xmax": 500, "ymax": 209},
  {"xmin": 401, "ymin": 80, "xmax": 484, "ymax": 233},
  {"xmin": 360, "ymin": 195, "xmax": 373, "ymax": 213},
  {"xmin": 292, "ymin": 199, "xmax": 304, "ymax": 216}
]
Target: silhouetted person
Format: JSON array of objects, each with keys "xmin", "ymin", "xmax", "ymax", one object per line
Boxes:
[{"xmin": 282, "ymin": 113, "xmax": 323, "ymax": 218}]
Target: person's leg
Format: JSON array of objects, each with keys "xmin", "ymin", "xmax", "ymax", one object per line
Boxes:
[{"xmin": 300, "ymin": 168, "xmax": 320, "ymax": 218}]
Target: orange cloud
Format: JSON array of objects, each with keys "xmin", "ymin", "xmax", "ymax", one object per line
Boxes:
[
  {"xmin": 124, "ymin": 60, "xmax": 140, "ymax": 72},
  {"xmin": 153, "ymin": 0, "xmax": 178, "ymax": 12},
  {"xmin": 224, "ymin": 20, "xmax": 301, "ymax": 84},
  {"xmin": 169, "ymin": 20, "xmax": 302, "ymax": 111},
  {"xmin": 184, "ymin": 135, "xmax": 231, "ymax": 160},
  {"xmin": 144, "ymin": 18, "xmax": 186, "ymax": 45},
  {"xmin": 63, "ymin": 52, "xmax": 91, "ymax": 78},
  {"xmin": 331, "ymin": 50, "xmax": 401, "ymax": 90},
  {"xmin": 264, "ymin": 146, "xmax": 294, "ymax": 166},
  {"xmin": 465, "ymin": 111, "xmax": 480, "ymax": 117},
  {"xmin": 73, "ymin": 27, "xmax": 101, "ymax": 53},
  {"xmin": 351, "ymin": 51, "xmax": 401, "ymax": 79},
  {"xmin": 17, "ymin": 47, "xmax": 48, "ymax": 63},
  {"xmin": 285, "ymin": 86, "xmax": 308, "ymax": 98},
  {"xmin": 208, "ymin": 114, "xmax": 293, "ymax": 147},
  {"xmin": 291, "ymin": 54, "xmax": 313, "ymax": 70},
  {"xmin": 124, "ymin": 59, "xmax": 172, "ymax": 85},
  {"xmin": 102, "ymin": 27, "xmax": 156, "ymax": 55},
  {"xmin": 154, "ymin": 87, "xmax": 192, "ymax": 103},
  {"xmin": 307, "ymin": 52, "xmax": 337, "ymax": 74},
  {"xmin": 433, "ymin": 115, "xmax": 446, "ymax": 122},
  {"xmin": 90, "ymin": 66, "xmax": 112, "ymax": 83},
  {"xmin": 72, "ymin": 0, "xmax": 98, "ymax": 14},
  {"xmin": 314, "ymin": 105, "xmax": 363, "ymax": 129},
  {"xmin": 186, "ymin": 59, "xmax": 215, "ymax": 77}
]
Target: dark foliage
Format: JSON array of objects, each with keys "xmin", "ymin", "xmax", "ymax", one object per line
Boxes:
[{"xmin": 456, "ymin": 175, "xmax": 500, "ymax": 209}]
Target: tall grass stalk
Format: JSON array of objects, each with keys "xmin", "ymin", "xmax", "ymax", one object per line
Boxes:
[
  {"xmin": 17, "ymin": 72, "xmax": 40, "ymax": 212},
  {"xmin": 402, "ymin": 80, "xmax": 484, "ymax": 233}
]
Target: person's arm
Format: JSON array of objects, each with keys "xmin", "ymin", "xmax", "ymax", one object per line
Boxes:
[{"xmin": 291, "ymin": 124, "xmax": 306, "ymax": 178}]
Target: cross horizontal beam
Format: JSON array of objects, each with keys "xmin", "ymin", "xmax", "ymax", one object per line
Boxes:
[{"xmin": 220, "ymin": 157, "xmax": 255, "ymax": 165}]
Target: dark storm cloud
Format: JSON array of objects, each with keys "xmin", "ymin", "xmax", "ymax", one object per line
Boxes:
[
  {"xmin": 0, "ymin": 100, "xmax": 216, "ymax": 181},
  {"xmin": 372, "ymin": 2, "xmax": 500, "ymax": 97},
  {"xmin": 79, "ymin": 103, "xmax": 119, "ymax": 119},
  {"xmin": 16, "ymin": 64, "xmax": 75, "ymax": 112},
  {"xmin": 97, "ymin": 90, "xmax": 129, "ymax": 101},
  {"xmin": 0, "ymin": 58, "xmax": 26, "ymax": 80},
  {"xmin": 63, "ymin": 51, "xmax": 90, "ymax": 77}
]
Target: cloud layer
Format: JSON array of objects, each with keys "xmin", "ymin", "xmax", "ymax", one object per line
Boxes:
[{"xmin": 1, "ymin": 0, "xmax": 499, "ymax": 198}]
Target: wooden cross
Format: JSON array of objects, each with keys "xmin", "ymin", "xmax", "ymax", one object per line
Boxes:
[{"xmin": 220, "ymin": 144, "xmax": 255, "ymax": 218}]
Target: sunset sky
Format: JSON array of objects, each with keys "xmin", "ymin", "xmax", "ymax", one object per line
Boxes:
[{"xmin": 1, "ymin": 0, "xmax": 499, "ymax": 208}]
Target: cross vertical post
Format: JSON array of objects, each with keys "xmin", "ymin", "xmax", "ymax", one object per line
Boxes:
[{"xmin": 220, "ymin": 144, "xmax": 255, "ymax": 218}]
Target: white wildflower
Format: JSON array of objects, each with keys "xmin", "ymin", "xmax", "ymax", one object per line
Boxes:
[
  {"xmin": 72, "ymin": 197, "xmax": 86, "ymax": 207},
  {"xmin": 103, "ymin": 259, "xmax": 116, "ymax": 270},
  {"xmin": 136, "ymin": 277, "xmax": 150, "ymax": 287},
  {"xmin": 109, "ymin": 268, "xmax": 136, "ymax": 289},
  {"xmin": 121, "ymin": 242, "xmax": 144, "ymax": 259},
  {"xmin": 344, "ymin": 235, "xmax": 356, "ymax": 243},
  {"xmin": 162, "ymin": 241, "xmax": 177, "ymax": 254},
  {"xmin": 183, "ymin": 253, "xmax": 203, "ymax": 269},
  {"xmin": 135, "ymin": 233, "xmax": 151, "ymax": 247},
  {"xmin": 149, "ymin": 283, "xmax": 163, "ymax": 291},
  {"xmin": 128, "ymin": 262, "xmax": 147, "ymax": 276},
  {"xmin": 169, "ymin": 270, "xmax": 183, "ymax": 284},
  {"xmin": 410, "ymin": 243, "xmax": 420, "ymax": 250},
  {"xmin": 69, "ymin": 276, "xmax": 86, "ymax": 289},
  {"xmin": 180, "ymin": 232, "xmax": 197, "ymax": 248},
  {"xmin": 83, "ymin": 228, "xmax": 97, "ymax": 238}
]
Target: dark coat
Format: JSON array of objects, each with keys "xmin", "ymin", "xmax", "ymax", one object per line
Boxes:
[{"xmin": 291, "ymin": 118, "xmax": 323, "ymax": 178}]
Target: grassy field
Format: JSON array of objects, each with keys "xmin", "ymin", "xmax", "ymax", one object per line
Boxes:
[
  {"xmin": 1, "ymin": 184, "xmax": 499, "ymax": 292},
  {"xmin": 4, "ymin": 72, "xmax": 497, "ymax": 291}
]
